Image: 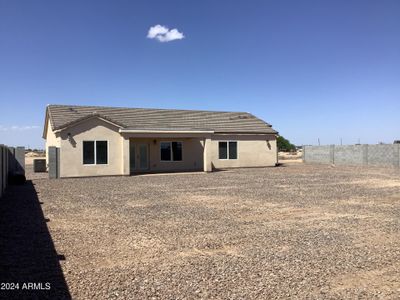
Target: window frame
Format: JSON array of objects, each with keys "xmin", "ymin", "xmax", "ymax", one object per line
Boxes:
[
  {"xmin": 218, "ymin": 141, "xmax": 238, "ymax": 160},
  {"xmin": 160, "ymin": 141, "xmax": 183, "ymax": 162},
  {"xmin": 82, "ymin": 140, "xmax": 109, "ymax": 166}
]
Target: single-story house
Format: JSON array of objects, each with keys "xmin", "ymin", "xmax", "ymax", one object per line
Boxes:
[{"xmin": 43, "ymin": 104, "xmax": 278, "ymax": 178}]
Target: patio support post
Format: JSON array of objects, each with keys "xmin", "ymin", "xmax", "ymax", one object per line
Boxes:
[
  {"xmin": 203, "ymin": 137, "xmax": 212, "ymax": 172},
  {"xmin": 122, "ymin": 137, "xmax": 130, "ymax": 175}
]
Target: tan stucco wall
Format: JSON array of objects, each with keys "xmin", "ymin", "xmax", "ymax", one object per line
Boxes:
[
  {"xmin": 129, "ymin": 138, "xmax": 204, "ymax": 173},
  {"xmin": 210, "ymin": 134, "xmax": 277, "ymax": 169},
  {"xmin": 46, "ymin": 115, "xmax": 277, "ymax": 177},
  {"xmin": 45, "ymin": 119, "xmax": 61, "ymax": 164},
  {"xmin": 58, "ymin": 118, "xmax": 123, "ymax": 178}
]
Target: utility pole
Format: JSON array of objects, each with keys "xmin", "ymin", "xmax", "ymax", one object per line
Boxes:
[
  {"xmin": 318, "ymin": 138, "xmax": 320, "ymax": 146},
  {"xmin": 340, "ymin": 138, "xmax": 342, "ymax": 146}
]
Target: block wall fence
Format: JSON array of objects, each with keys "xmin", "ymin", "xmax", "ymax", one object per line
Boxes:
[
  {"xmin": 303, "ymin": 144, "xmax": 400, "ymax": 168},
  {"xmin": 0, "ymin": 145, "xmax": 25, "ymax": 198}
]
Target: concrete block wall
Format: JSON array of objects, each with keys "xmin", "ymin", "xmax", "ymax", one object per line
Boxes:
[
  {"xmin": 303, "ymin": 145, "xmax": 331, "ymax": 164},
  {"xmin": 14, "ymin": 146, "xmax": 25, "ymax": 174},
  {"xmin": 0, "ymin": 145, "xmax": 25, "ymax": 199},
  {"xmin": 368, "ymin": 144, "xmax": 399, "ymax": 167},
  {"xmin": 0, "ymin": 145, "xmax": 9, "ymax": 198},
  {"xmin": 304, "ymin": 144, "xmax": 400, "ymax": 168},
  {"xmin": 4, "ymin": 146, "xmax": 8, "ymax": 191},
  {"xmin": 334, "ymin": 145, "xmax": 364, "ymax": 165},
  {"xmin": 0, "ymin": 145, "xmax": 5, "ymax": 198}
]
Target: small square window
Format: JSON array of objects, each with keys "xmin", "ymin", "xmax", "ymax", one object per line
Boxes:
[
  {"xmin": 160, "ymin": 142, "xmax": 183, "ymax": 161},
  {"xmin": 83, "ymin": 141, "xmax": 108, "ymax": 165},
  {"xmin": 218, "ymin": 141, "xmax": 237, "ymax": 160}
]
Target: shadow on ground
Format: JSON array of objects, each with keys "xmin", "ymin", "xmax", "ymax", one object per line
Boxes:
[{"xmin": 0, "ymin": 180, "xmax": 71, "ymax": 299}]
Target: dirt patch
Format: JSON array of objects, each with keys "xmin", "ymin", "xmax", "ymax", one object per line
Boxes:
[
  {"xmin": 349, "ymin": 178, "xmax": 400, "ymax": 188},
  {"xmin": 332, "ymin": 262, "xmax": 400, "ymax": 292},
  {"xmin": 179, "ymin": 245, "xmax": 242, "ymax": 258}
]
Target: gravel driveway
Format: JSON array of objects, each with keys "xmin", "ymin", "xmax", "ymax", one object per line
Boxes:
[{"xmin": 1, "ymin": 163, "xmax": 400, "ymax": 299}]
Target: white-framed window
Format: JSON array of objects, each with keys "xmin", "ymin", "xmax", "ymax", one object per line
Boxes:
[
  {"xmin": 218, "ymin": 141, "xmax": 237, "ymax": 160},
  {"xmin": 83, "ymin": 140, "xmax": 108, "ymax": 165},
  {"xmin": 160, "ymin": 141, "xmax": 183, "ymax": 161}
]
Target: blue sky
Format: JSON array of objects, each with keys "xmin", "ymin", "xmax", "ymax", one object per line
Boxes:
[{"xmin": 1, "ymin": 0, "xmax": 399, "ymax": 149}]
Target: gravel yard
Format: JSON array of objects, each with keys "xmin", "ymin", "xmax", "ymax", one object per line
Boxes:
[{"xmin": 1, "ymin": 163, "xmax": 400, "ymax": 299}]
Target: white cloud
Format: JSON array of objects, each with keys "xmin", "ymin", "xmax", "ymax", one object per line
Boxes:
[
  {"xmin": 147, "ymin": 25, "xmax": 184, "ymax": 42},
  {"xmin": 0, "ymin": 125, "xmax": 40, "ymax": 131},
  {"xmin": 147, "ymin": 25, "xmax": 169, "ymax": 38}
]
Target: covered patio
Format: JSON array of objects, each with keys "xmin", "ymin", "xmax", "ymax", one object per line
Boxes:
[{"xmin": 119, "ymin": 129, "xmax": 213, "ymax": 175}]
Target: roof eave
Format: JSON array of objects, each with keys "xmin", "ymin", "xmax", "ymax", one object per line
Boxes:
[
  {"xmin": 214, "ymin": 131, "xmax": 278, "ymax": 135},
  {"xmin": 119, "ymin": 129, "xmax": 215, "ymax": 134},
  {"xmin": 42, "ymin": 106, "xmax": 50, "ymax": 139}
]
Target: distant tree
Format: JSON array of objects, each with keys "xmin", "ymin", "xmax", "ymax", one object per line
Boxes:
[{"xmin": 277, "ymin": 136, "xmax": 296, "ymax": 152}]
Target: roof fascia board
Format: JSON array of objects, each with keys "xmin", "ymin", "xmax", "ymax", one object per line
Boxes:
[
  {"xmin": 119, "ymin": 129, "xmax": 214, "ymax": 134},
  {"xmin": 42, "ymin": 108, "xmax": 49, "ymax": 139},
  {"xmin": 213, "ymin": 132, "xmax": 278, "ymax": 136}
]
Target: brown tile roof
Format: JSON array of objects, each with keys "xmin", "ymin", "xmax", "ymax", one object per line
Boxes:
[{"xmin": 47, "ymin": 104, "xmax": 277, "ymax": 134}]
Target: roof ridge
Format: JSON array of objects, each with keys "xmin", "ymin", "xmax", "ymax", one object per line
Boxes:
[{"xmin": 47, "ymin": 104, "xmax": 252, "ymax": 115}]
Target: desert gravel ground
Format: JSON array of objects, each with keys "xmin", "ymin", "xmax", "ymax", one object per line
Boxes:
[{"xmin": 2, "ymin": 163, "xmax": 400, "ymax": 299}]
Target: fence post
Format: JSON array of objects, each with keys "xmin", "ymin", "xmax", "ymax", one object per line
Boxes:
[
  {"xmin": 394, "ymin": 144, "xmax": 400, "ymax": 168},
  {"xmin": 362, "ymin": 144, "xmax": 368, "ymax": 166},
  {"xmin": 329, "ymin": 145, "xmax": 335, "ymax": 164},
  {"xmin": 303, "ymin": 145, "xmax": 306, "ymax": 163}
]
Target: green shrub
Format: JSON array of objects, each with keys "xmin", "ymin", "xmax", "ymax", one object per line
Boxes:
[{"xmin": 277, "ymin": 136, "xmax": 296, "ymax": 152}]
